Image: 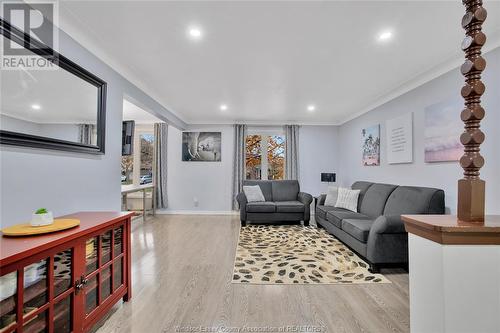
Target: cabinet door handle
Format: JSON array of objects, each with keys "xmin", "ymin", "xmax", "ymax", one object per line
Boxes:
[
  {"xmin": 75, "ymin": 280, "xmax": 84, "ymax": 294},
  {"xmin": 82, "ymin": 277, "xmax": 88, "ymax": 286},
  {"xmin": 75, "ymin": 276, "xmax": 88, "ymax": 294}
]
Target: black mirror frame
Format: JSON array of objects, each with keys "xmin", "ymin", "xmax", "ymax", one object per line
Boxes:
[{"xmin": 0, "ymin": 18, "xmax": 107, "ymax": 154}]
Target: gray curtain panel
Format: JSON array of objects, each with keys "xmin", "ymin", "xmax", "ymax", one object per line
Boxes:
[
  {"xmin": 78, "ymin": 124, "xmax": 95, "ymax": 145},
  {"xmin": 232, "ymin": 124, "xmax": 247, "ymax": 210},
  {"xmin": 154, "ymin": 123, "xmax": 168, "ymax": 209},
  {"xmin": 284, "ymin": 125, "xmax": 300, "ymax": 180}
]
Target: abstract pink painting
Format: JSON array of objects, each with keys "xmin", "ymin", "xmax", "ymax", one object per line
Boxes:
[{"xmin": 424, "ymin": 98, "xmax": 463, "ymax": 163}]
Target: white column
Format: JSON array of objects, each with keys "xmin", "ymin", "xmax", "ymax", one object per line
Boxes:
[{"xmin": 409, "ymin": 233, "xmax": 500, "ymax": 333}]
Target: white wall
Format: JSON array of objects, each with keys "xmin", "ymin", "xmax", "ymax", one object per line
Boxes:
[
  {"xmin": 0, "ymin": 29, "xmax": 186, "ymax": 227},
  {"xmin": 1, "ymin": 114, "xmax": 80, "ymax": 142},
  {"xmin": 165, "ymin": 125, "xmax": 235, "ymax": 213},
  {"xmin": 1, "ymin": 114, "xmax": 43, "ymax": 136},
  {"xmin": 337, "ymin": 47, "xmax": 500, "ymax": 214},
  {"xmin": 162, "ymin": 125, "xmax": 339, "ymax": 213},
  {"xmin": 299, "ymin": 125, "xmax": 339, "ymax": 197}
]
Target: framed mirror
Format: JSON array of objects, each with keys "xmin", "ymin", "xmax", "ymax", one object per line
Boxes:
[{"xmin": 0, "ymin": 19, "xmax": 106, "ymax": 154}]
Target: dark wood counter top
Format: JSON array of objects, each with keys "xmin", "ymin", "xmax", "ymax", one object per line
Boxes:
[{"xmin": 402, "ymin": 214, "xmax": 500, "ymax": 245}]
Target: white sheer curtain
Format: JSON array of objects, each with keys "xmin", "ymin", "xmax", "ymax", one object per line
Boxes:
[
  {"xmin": 232, "ymin": 124, "xmax": 247, "ymax": 210},
  {"xmin": 284, "ymin": 125, "xmax": 300, "ymax": 180}
]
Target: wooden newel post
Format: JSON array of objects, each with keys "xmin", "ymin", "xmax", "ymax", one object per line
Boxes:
[{"xmin": 457, "ymin": 0, "xmax": 487, "ymax": 222}]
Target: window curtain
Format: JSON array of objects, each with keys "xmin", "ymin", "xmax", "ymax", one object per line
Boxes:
[
  {"xmin": 154, "ymin": 123, "xmax": 168, "ymax": 209},
  {"xmin": 78, "ymin": 124, "xmax": 95, "ymax": 145},
  {"xmin": 232, "ymin": 124, "xmax": 247, "ymax": 210},
  {"xmin": 284, "ymin": 125, "xmax": 300, "ymax": 180}
]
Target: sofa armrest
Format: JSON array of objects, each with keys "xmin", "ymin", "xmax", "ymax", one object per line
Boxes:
[
  {"xmin": 367, "ymin": 215, "xmax": 408, "ymax": 264},
  {"xmin": 297, "ymin": 192, "xmax": 313, "ymax": 223},
  {"xmin": 370, "ymin": 215, "xmax": 406, "ymax": 234},
  {"xmin": 298, "ymin": 192, "xmax": 313, "ymax": 205},
  {"xmin": 236, "ymin": 192, "xmax": 247, "ymax": 207},
  {"xmin": 236, "ymin": 192, "xmax": 248, "ymax": 221},
  {"xmin": 317, "ymin": 194, "xmax": 326, "ymax": 206}
]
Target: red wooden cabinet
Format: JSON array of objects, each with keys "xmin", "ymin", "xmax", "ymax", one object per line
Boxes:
[{"xmin": 0, "ymin": 212, "xmax": 134, "ymax": 333}]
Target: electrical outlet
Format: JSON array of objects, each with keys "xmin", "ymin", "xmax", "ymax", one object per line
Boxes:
[{"xmin": 193, "ymin": 197, "xmax": 199, "ymax": 207}]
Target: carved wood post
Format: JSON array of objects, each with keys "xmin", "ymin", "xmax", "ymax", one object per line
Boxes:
[{"xmin": 458, "ymin": 0, "xmax": 487, "ymax": 222}]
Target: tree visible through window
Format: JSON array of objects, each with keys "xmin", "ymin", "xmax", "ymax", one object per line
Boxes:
[
  {"xmin": 139, "ymin": 134, "xmax": 154, "ymax": 184},
  {"xmin": 245, "ymin": 135, "xmax": 262, "ymax": 180},
  {"xmin": 121, "ymin": 127, "xmax": 155, "ymax": 185},
  {"xmin": 267, "ymin": 135, "xmax": 285, "ymax": 180},
  {"xmin": 121, "ymin": 155, "xmax": 133, "ymax": 185},
  {"xmin": 245, "ymin": 134, "xmax": 285, "ymax": 180}
]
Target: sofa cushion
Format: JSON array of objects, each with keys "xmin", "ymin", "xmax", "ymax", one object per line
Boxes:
[
  {"xmin": 246, "ymin": 202, "xmax": 276, "ymax": 213},
  {"xmin": 272, "ymin": 180, "xmax": 299, "ymax": 201},
  {"xmin": 326, "ymin": 209, "xmax": 371, "ymax": 228},
  {"xmin": 316, "ymin": 205, "xmax": 338, "ymax": 220},
  {"xmin": 359, "ymin": 183, "xmax": 398, "ymax": 218},
  {"xmin": 384, "ymin": 186, "xmax": 445, "ymax": 215},
  {"xmin": 324, "ymin": 186, "xmax": 339, "ymax": 206},
  {"xmin": 243, "ymin": 180, "xmax": 273, "ymax": 201},
  {"xmin": 275, "ymin": 201, "xmax": 305, "ymax": 213},
  {"xmin": 341, "ymin": 219, "xmax": 375, "ymax": 243},
  {"xmin": 243, "ymin": 185, "xmax": 265, "ymax": 203},
  {"xmin": 335, "ymin": 188, "xmax": 360, "ymax": 212},
  {"xmin": 351, "ymin": 181, "xmax": 374, "ymax": 212}
]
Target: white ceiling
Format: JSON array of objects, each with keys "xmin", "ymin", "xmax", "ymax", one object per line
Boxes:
[
  {"xmin": 0, "ymin": 49, "xmax": 98, "ymax": 124},
  {"xmin": 58, "ymin": 1, "xmax": 500, "ymax": 125},
  {"xmin": 123, "ymin": 99, "xmax": 163, "ymax": 124}
]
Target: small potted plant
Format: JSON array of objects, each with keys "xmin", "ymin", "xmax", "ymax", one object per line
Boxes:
[{"xmin": 31, "ymin": 208, "xmax": 54, "ymax": 226}]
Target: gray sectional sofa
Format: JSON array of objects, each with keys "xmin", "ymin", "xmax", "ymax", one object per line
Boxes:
[
  {"xmin": 236, "ymin": 180, "xmax": 313, "ymax": 226},
  {"xmin": 315, "ymin": 181, "xmax": 445, "ymax": 272}
]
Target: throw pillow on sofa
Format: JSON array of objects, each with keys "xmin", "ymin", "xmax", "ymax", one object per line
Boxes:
[
  {"xmin": 335, "ymin": 187, "xmax": 360, "ymax": 212},
  {"xmin": 243, "ymin": 185, "xmax": 265, "ymax": 202},
  {"xmin": 324, "ymin": 186, "xmax": 339, "ymax": 206}
]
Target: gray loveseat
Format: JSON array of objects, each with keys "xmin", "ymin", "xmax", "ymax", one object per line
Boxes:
[
  {"xmin": 315, "ymin": 181, "xmax": 445, "ymax": 272},
  {"xmin": 236, "ymin": 180, "xmax": 313, "ymax": 226}
]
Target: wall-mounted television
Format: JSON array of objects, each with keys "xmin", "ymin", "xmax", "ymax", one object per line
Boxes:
[{"xmin": 122, "ymin": 120, "xmax": 135, "ymax": 156}]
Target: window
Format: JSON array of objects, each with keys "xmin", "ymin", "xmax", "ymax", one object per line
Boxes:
[
  {"xmin": 267, "ymin": 135, "xmax": 285, "ymax": 180},
  {"xmin": 245, "ymin": 133, "xmax": 285, "ymax": 180},
  {"xmin": 139, "ymin": 134, "xmax": 154, "ymax": 184},
  {"xmin": 121, "ymin": 125, "xmax": 155, "ymax": 185},
  {"xmin": 121, "ymin": 155, "xmax": 133, "ymax": 185}
]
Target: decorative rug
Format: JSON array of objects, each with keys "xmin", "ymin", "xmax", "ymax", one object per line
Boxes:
[{"xmin": 232, "ymin": 225, "xmax": 390, "ymax": 285}]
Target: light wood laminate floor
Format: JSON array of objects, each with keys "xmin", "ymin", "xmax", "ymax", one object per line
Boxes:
[{"xmin": 95, "ymin": 215, "xmax": 410, "ymax": 333}]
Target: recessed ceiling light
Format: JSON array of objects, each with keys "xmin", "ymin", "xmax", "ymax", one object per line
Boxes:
[
  {"xmin": 378, "ymin": 30, "xmax": 393, "ymax": 42},
  {"xmin": 220, "ymin": 104, "xmax": 228, "ymax": 111},
  {"xmin": 307, "ymin": 105, "xmax": 316, "ymax": 112},
  {"xmin": 31, "ymin": 104, "xmax": 41, "ymax": 110},
  {"xmin": 188, "ymin": 26, "xmax": 202, "ymax": 39}
]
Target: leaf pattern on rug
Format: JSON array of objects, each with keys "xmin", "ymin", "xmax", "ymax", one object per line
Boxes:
[{"xmin": 232, "ymin": 225, "xmax": 390, "ymax": 285}]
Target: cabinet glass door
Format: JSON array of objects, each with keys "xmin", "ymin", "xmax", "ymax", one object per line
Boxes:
[
  {"xmin": 22, "ymin": 259, "xmax": 49, "ymax": 332},
  {"xmin": 83, "ymin": 224, "xmax": 126, "ymax": 318},
  {"xmin": 0, "ymin": 271, "xmax": 18, "ymax": 331},
  {"xmin": 0, "ymin": 245, "xmax": 76, "ymax": 333},
  {"xmin": 53, "ymin": 249, "xmax": 74, "ymax": 333},
  {"xmin": 22, "ymin": 309, "xmax": 48, "ymax": 333}
]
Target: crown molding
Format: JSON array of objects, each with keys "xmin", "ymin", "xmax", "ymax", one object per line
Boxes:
[
  {"xmin": 187, "ymin": 119, "xmax": 341, "ymax": 126},
  {"xmin": 337, "ymin": 41, "xmax": 500, "ymax": 125}
]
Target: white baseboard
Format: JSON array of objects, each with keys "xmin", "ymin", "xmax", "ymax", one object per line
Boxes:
[
  {"xmin": 156, "ymin": 210, "xmax": 237, "ymax": 216},
  {"xmin": 157, "ymin": 210, "xmax": 314, "ymax": 216}
]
